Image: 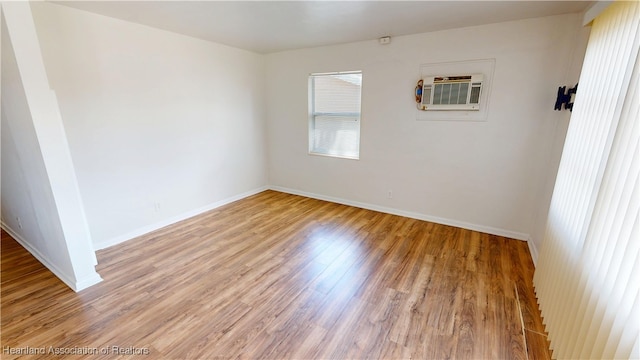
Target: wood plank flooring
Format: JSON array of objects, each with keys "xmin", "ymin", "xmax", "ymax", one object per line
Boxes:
[{"xmin": 1, "ymin": 190, "xmax": 551, "ymax": 359}]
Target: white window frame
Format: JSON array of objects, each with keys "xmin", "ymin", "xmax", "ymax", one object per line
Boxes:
[{"xmin": 308, "ymin": 71, "xmax": 362, "ymax": 160}]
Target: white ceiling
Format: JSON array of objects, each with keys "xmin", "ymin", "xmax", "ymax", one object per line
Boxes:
[{"xmin": 53, "ymin": 1, "xmax": 594, "ymax": 54}]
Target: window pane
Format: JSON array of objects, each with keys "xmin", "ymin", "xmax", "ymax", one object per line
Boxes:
[
  {"xmin": 313, "ymin": 74, "xmax": 362, "ymax": 113},
  {"xmin": 309, "ymin": 72, "xmax": 362, "ymax": 159},
  {"xmin": 312, "ymin": 115, "xmax": 360, "ymax": 158}
]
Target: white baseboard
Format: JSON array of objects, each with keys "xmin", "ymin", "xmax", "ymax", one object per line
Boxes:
[
  {"xmin": 269, "ymin": 185, "xmax": 531, "ymax": 242},
  {"xmin": 1, "ymin": 222, "xmax": 103, "ymax": 292},
  {"xmin": 94, "ymin": 186, "xmax": 269, "ymax": 250},
  {"xmin": 92, "ymin": 184, "xmax": 537, "ymax": 265}
]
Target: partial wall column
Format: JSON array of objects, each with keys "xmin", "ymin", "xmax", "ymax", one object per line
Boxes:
[{"xmin": 1, "ymin": 2, "xmax": 101, "ymax": 291}]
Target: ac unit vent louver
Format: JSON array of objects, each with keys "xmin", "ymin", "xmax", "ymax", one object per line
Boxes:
[{"xmin": 420, "ymin": 74, "xmax": 483, "ymax": 111}]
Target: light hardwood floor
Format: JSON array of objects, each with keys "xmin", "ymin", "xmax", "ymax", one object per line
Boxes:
[{"xmin": 2, "ymin": 190, "xmax": 551, "ymax": 359}]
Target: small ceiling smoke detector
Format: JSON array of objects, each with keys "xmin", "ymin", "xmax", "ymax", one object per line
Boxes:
[{"xmin": 378, "ymin": 36, "xmax": 391, "ymax": 45}]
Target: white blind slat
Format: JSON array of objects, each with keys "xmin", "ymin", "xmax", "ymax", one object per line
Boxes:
[{"xmin": 533, "ymin": 2, "xmax": 640, "ymax": 359}]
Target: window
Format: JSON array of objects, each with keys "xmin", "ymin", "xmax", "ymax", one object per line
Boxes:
[{"xmin": 309, "ymin": 71, "xmax": 362, "ymax": 159}]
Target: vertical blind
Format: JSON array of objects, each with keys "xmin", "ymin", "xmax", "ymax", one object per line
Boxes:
[
  {"xmin": 534, "ymin": 2, "xmax": 639, "ymax": 359},
  {"xmin": 309, "ymin": 72, "xmax": 362, "ymax": 159}
]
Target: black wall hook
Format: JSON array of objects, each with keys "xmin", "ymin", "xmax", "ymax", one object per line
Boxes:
[{"xmin": 555, "ymin": 83, "xmax": 578, "ymax": 111}]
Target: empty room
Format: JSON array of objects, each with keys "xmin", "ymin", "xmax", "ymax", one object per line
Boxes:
[{"xmin": 1, "ymin": 1, "xmax": 638, "ymax": 359}]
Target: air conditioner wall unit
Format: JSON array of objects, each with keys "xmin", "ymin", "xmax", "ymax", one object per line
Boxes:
[{"xmin": 420, "ymin": 74, "xmax": 483, "ymax": 111}]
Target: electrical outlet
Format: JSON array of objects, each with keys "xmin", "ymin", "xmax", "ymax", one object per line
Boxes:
[
  {"xmin": 387, "ymin": 190, "xmax": 393, "ymax": 199},
  {"xmin": 16, "ymin": 217, "xmax": 23, "ymax": 229},
  {"xmin": 154, "ymin": 202, "xmax": 161, "ymax": 212}
]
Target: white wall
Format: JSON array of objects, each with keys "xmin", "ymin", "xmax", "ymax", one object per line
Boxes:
[
  {"xmin": 29, "ymin": 3, "xmax": 268, "ymax": 248},
  {"xmin": 266, "ymin": 14, "xmax": 588, "ymax": 255},
  {"xmin": 528, "ymin": 23, "xmax": 591, "ymax": 263},
  {"xmin": 1, "ymin": 3, "xmax": 101, "ymax": 291},
  {"xmin": 5, "ymin": 2, "xmax": 588, "ymax": 268}
]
